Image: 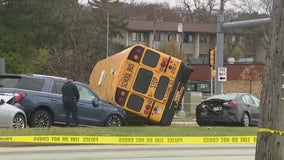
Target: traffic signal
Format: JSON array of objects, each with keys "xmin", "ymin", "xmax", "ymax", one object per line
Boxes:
[{"xmin": 209, "ymin": 49, "xmax": 215, "ymax": 67}]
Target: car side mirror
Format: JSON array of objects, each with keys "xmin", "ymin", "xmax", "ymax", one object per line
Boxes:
[
  {"xmin": 0, "ymin": 99, "xmax": 5, "ymax": 105},
  {"xmin": 92, "ymin": 99, "xmax": 100, "ymax": 107}
]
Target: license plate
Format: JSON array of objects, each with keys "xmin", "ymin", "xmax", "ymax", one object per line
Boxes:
[{"xmin": 213, "ymin": 107, "xmax": 222, "ymax": 111}]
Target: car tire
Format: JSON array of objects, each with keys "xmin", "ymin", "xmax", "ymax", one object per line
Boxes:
[
  {"xmin": 13, "ymin": 114, "xmax": 26, "ymax": 129},
  {"xmin": 241, "ymin": 112, "xmax": 250, "ymax": 127},
  {"xmin": 105, "ymin": 114, "xmax": 123, "ymax": 127},
  {"xmin": 30, "ymin": 110, "xmax": 52, "ymax": 128}
]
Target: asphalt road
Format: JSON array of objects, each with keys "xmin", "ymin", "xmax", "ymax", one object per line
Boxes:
[{"xmin": 0, "ymin": 144, "xmax": 256, "ymax": 160}]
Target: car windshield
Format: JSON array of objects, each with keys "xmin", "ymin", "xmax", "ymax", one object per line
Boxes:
[{"xmin": 207, "ymin": 94, "xmax": 238, "ymax": 101}]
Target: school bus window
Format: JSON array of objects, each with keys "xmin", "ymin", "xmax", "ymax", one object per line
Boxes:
[
  {"xmin": 127, "ymin": 94, "xmax": 144, "ymax": 112},
  {"xmin": 133, "ymin": 68, "xmax": 153, "ymax": 94},
  {"xmin": 154, "ymin": 76, "xmax": 169, "ymax": 100},
  {"xmin": 142, "ymin": 50, "xmax": 160, "ymax": 68}
]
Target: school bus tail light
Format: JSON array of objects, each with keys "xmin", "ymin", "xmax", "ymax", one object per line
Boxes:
[
  {"xmin": 115, "ymin": 88, "xmax": 129, "ymax": 105},
  {"xmin": 160, "ymin": 61, "xmax": 166, "ymax": 67},
  {"xmin": 128, "ymin": 46, "xmax": 144, "ymax": 62},
  {"xmin": 143, "ymin": 102, "xmax": 152, "ymax": 115},
  {"xmin": 160, "ymin": 58, "xmax": 168, "ymax": 71},
  {"xmin": 145, "ymin": 104, "xmax": 151, "ymax": 110}
]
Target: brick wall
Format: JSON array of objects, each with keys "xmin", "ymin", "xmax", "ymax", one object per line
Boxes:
[{"xmin": 224, "ymin": 80, "xmax": 262, "ymax": 98}]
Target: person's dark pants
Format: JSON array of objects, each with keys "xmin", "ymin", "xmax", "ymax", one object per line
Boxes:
[{"xmin": 63, "ymin": 100, "xmax": 79, "ymax": 127}]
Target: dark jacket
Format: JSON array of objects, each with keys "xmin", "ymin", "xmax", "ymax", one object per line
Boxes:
[{"xmin": 62, "ymin": 81, "xmax": 80, "ymax": 102}]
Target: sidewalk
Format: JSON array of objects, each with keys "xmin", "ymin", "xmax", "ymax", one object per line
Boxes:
[
  {"xmin": 171, "ymin": 121, "xmax": 197, "ymax": 126},
  {"xmin": 172, "ymin": 114, "xmax": 197, "ymax": 126}
]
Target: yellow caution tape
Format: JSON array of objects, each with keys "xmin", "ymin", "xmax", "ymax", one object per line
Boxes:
[
  {"xmin": 258, "ymin": 128, "xmax": 284, "ymax": 136},
  {"xmin": 0, "ymin": 136, "xmax": 257, "ymax": 144}
]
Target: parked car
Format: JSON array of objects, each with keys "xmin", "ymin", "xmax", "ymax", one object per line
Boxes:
[
  {"xmin": 0, "ymin": 93, "xmax": 27, "ymax": 128},
  {"xmin": 196, "ymin": 93, "xmax": 260, "ymax": 127},
  {"xmin": 0, "ymin": 74, "xmax": 127, "ymax": 127}
]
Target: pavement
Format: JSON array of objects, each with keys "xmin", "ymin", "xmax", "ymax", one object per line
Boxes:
[
  {"xmin": 171, "ymin": 121, "xmax": 197, "ymax": 126},
  {"xmin": 171, "ymin": 114, "xmax": 197, "ymax": 126}
]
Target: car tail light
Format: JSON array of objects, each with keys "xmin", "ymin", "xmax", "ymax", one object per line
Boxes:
[
  {"xmin": 115, "ymin": 88, "xmax": 128, "ymax": 105},
  {"xmin": 228, "ymin": 101, "xmax": 238, "ymax": 107},
  {"xmin": 15, "ymin": 92, "xmax": 25, "ymax": 103},
  {"xmin": 196, "ymin": 104, "xmax": 202, "ymax": 110}
]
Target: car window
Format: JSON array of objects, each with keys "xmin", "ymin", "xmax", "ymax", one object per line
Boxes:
[
  {"xmin": 0, "ymin": 77, "xmax": 20, "ymax": 88},
  {"xmin": 52, "ymin": 81, "xmax": 64, "ymax": 94},
  {"xmin": 251, "ymin": 95, "xmax": 260, "ymax": 106},
  {"xmin": 208, "ymin": 94, "xmax": 237, "ymax": 100},
  {"xmin": 19, "ymin": 78, "xmax": 45, "ymax": 91},
  {"xmin": 76, "ymin": 84, "xmax": 96, "ymax": 100},
  {"xmin": 242, "ymin": 95, "xmax": 255, "ymax": 105}
]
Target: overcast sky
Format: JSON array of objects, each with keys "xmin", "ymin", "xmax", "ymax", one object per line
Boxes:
[
  {"xmin": 78, "ymin": 0, "xmax": 233, "ymax": 10},
  {"xmin": 79, "ymin": 0, "xmax": 181, "ymax": 7},
  {"xmin": 78, "ymin": 0, "xmax": 262, "ymax": 13}
]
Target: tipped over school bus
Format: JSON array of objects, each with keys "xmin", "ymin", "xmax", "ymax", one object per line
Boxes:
[{"xmin": 89, "ymin": 44, "xmax": 192, "ymax": 126}]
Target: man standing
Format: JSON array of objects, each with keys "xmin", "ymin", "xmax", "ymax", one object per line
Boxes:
[{"xmin": 62, "ymin": 77, "xmax": 80, "ymax": 127}]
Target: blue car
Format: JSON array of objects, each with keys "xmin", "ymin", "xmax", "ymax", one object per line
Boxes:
[{"xmin": 0, "ymin": 74, "xmax": 128, "ymax": 127}]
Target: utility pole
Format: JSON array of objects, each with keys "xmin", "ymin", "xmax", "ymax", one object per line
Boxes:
[{"xmin": 215, "ymin": 0, "xmax": 224, "ymax": 94}]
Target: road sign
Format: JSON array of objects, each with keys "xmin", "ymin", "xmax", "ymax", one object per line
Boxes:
[{"xmin": 218, "ymin": 67, "xmax": 227, "ymax": 82}]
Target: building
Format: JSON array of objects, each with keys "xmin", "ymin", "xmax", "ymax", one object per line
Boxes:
[
  {"xmin": 115, "ymin": 19, "xmax": 266, "ymax": 97},
  {"xmin": 115, "ymin": 19, "xmax": 266, "ymax": 64},
  {"xmin": 116, "ymin": 20, "xmax": 216, "ymax": 61}
]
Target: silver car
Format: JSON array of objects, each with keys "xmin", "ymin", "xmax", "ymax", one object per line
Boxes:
[{"xmin": 0, "ymin": 93, "xmax": 27, "ymax": 128}]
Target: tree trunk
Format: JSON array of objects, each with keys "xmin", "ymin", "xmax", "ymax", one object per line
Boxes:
[{"xmin": 255, "ymin": 0, "xmax": 284, "ymax": 159}]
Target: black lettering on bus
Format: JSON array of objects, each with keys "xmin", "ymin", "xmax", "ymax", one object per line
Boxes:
[
  {"xmin": 149, "ymin": 77, "xmax": 158, "ymax": 89},
  {"xmin": 127, "ymin": 63, "xmax": 134, "ymax": 72},
  {"xmin": 121, "ymin": 72, "xmax": 132, "ymax": 88},
  {"xmin": 171, "ymin": 64, "xmax": 177, "ymax": 74},
  {"xmin": 121, "ymin": 63, "xmax": 134, "ymax": 88}
]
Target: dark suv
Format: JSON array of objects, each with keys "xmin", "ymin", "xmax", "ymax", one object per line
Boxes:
[{"xmin": 0, "ymin": 74, "xmax": 127, "ymax": 127}]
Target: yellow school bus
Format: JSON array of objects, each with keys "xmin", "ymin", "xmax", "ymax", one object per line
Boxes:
[{"xmin": 89, "ymin": 44, "xmax": 192, "ymax": 125}]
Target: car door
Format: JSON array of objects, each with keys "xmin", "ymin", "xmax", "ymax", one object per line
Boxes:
[
  {"xmin": 49, "ymin": 80, "xmax": 66, "ymax": 123},
  {"xmin": 250, "ymin": 95, "xmax": 260, "ymax": 122},
  {"xmin": 242, "ymin": 94, "xmax": 260, "ymax": 124},
  {"xmin": 0, "ymin": 102, "xmax": 10, "ymax": 127},
  {"xmin": 75, "ymin": 84, "xmax": 104, "ymax": 126}
]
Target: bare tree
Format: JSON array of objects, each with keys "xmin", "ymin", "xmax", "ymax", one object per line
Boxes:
[
  {"xmin": 180, "ymin": 0, "xmax": 218, "ymax": 22},
  {"xmin": 229, "ymin": 0, "xmax": 272, "ymax": 15},
  {"xmin": 255, "ymin": 0, "xmax": 284, "ymax": 159}
]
